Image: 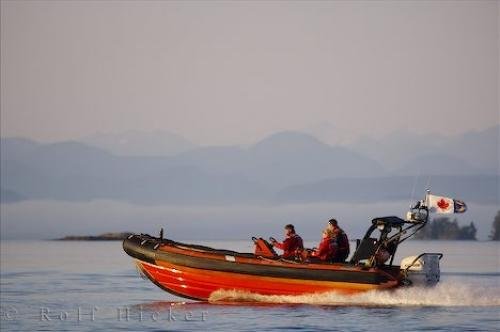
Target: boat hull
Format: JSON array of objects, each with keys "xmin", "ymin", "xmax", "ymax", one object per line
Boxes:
[{"xmin": 124, "ymin": 235, "xmax": 402, "ymax": 301}]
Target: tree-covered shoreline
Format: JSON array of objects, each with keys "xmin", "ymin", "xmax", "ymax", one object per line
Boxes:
[
  {"xmin": 489, "ymin": 211, "xmax": 500, "ymax": 241},
  {"xmin": 415, "ymin": 217, "xmax": 477, "ymax": 240}
]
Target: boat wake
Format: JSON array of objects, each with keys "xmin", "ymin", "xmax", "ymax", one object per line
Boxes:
[{"xmin": 208, "ymin": 280, "xmax": 500, "ymax": 307}]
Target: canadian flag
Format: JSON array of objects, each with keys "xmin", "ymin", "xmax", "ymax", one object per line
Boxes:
[{"xmin": 426, "ymin": 194, "xmax": 467, "ymax": 214}]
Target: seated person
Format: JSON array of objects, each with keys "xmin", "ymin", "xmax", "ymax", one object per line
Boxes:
[
  {"xmin": 374, "ymin": 247, "xmax": 391, "ymax": 266},
  {"xmin": 327, "ymin": 218, "xmax": 350, "ymax": 262},
  {"xmin": 310, "ymin": 228, "xmax": 336, "ymax": 262},
  {"xmin": 270, "ymin": 224, "xmax": 304, "ymax": 259},
  {"xmin": 374, "ymin": 241, "xmax": 397, "ymax": 265}
]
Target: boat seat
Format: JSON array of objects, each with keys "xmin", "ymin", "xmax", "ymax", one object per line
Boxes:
[
  {"xmin": 350, "ymin": 238, "xmax": 378, "ymax": 263},
  {"xmin": 252, "ymin": 237, "xmax": 278, "ymax": 258}
]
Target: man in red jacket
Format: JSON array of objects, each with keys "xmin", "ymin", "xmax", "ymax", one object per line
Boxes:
[
  {"xmin": 327, "ymin": 218, "xmax": 350, "ymax": 262},
  {"xmin": 271, "ymin": 224, "xmax": 304, "ymax": 259}
]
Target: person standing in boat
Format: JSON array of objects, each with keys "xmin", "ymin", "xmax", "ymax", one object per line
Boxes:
[
  {"xmin": 271, "ymin": 224, "xmax": 304, "ymax": 259},
  {"xmin": 327, "ymin": 218, "xmax": 350, "ymax": 262}
]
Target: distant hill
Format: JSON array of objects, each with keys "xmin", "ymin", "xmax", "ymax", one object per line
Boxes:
[
  {"xmin": 394, "ymin": 154, "xmax": 482, "ymax": 175},
  {"xmin": 275, "ymin": 175, "xmax": 499, "ymax": 205},
  {"xmin": 82, "ymin": 130, "xmax": 197, "ymax": 156},
  {"xmin": 0, "ymin": 138, "xmax": 265, "ymax": 204},
  {"xmin": 1, "ymin": 128, "xmax": 497, "ymax": 205},
  {"xmin": 349, "ymin": 125, "xmax": 499, "ymax": 174},
  {"xmin": 0, "ymin": 137, "xmax": 41, "ymax": 159},
  {"xmin": 351, "ymin": 131, "xmax": 447, "ymax": 168},
  {"xmin": 0, "ymin": 188, "xmax": 27, "ymax": 203},
  {"xmin": 169, "ymin": 132, "xmax": 386, "ymax": 190},
  {"xmin": 1, "ymin": 132, "xmax": 384, "ymax": 204},
  {"xmin": 444, "ymin": 125, "xmax": 499, "ymax": 174},
  {"xmin": 244, "ymin": 132, "xmax": 386, "ymax": 188}
]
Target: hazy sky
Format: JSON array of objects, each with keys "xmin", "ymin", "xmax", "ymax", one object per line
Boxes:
[{"xmin": 1, "ymin": 1, "xmax": 499, "ymax": 145}]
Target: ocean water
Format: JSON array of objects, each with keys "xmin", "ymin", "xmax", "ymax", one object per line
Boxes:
[{"xmin": 1, "ymin": 240, "xmax": 499, "ymax": 331}]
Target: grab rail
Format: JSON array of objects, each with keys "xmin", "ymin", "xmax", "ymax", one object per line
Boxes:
[{"xmin": 403, "ymin": 252, "xmax": 443, "ymax": 273}]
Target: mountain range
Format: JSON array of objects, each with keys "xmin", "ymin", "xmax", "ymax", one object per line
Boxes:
[
  {"xmin": 81, "ymin": 130, "xmax": 196, "ymax": 156},
  {"xmin": 350, "ymin": 126, "xmax": 499, "ymax": 174},
  {"xmin": 1, "ymin": 126, "xmax": 498, "ymax": 205}
]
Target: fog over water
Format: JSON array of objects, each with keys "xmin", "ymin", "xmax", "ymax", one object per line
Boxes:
[{"xmin": 1, "ymin": 199, "xmax": 497, "ymax": 240}]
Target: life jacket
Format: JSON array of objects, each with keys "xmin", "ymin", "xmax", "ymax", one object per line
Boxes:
[
  {"xmin": 338, "ymin": 231, "xmax": 350, "ymax": 256},
  {"xmin": 331, "ymin": 229, "xmax": 350, "ymax": 262},
  {"xmin": 314, "ymin": 236, "xmax": 336, "ymax": 261},
  {"xmin": 275, "ymin": 234, "xmax": 304, "ymax": 259}
]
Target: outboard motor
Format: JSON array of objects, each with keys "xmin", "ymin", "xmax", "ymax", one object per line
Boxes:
[{"xmin": 400, "ymin": 253, "xmax": 443, "ymax": 286}]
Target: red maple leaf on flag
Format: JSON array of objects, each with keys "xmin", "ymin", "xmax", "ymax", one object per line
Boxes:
[{"xmin": 437, "ymin": 198, "xmax": 450, "ymax": 210}]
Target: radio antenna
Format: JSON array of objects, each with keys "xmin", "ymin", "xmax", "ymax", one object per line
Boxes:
[{"xmin": 409, "ymin": 169, "xmax": 420, "ymax": 206}]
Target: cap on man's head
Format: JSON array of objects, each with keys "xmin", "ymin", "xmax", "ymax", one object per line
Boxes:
[
  {"xmin": 285, "ymin": 224, "xmax": 295, "ymax": 233},
  {"xmin": 328, "ymin": 218, "xmax": 338, "ymax": 226}
]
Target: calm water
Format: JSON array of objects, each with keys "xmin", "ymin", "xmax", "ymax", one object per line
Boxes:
[{"xmin": 1, "ymin": 240, "xmax": 499, "ymax": 331}]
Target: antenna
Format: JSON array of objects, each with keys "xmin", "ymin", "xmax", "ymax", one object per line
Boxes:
[
  {"xmin": 425, "ymin": 175, "xmax": 432, "ymax": 191},
  {"xmin": 424, "ymin": 189, "xmax": 431, "ymax": 208},
  {"xmin": 409, "ymin": 171, "xmax": 420, "ymax": 207}
]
